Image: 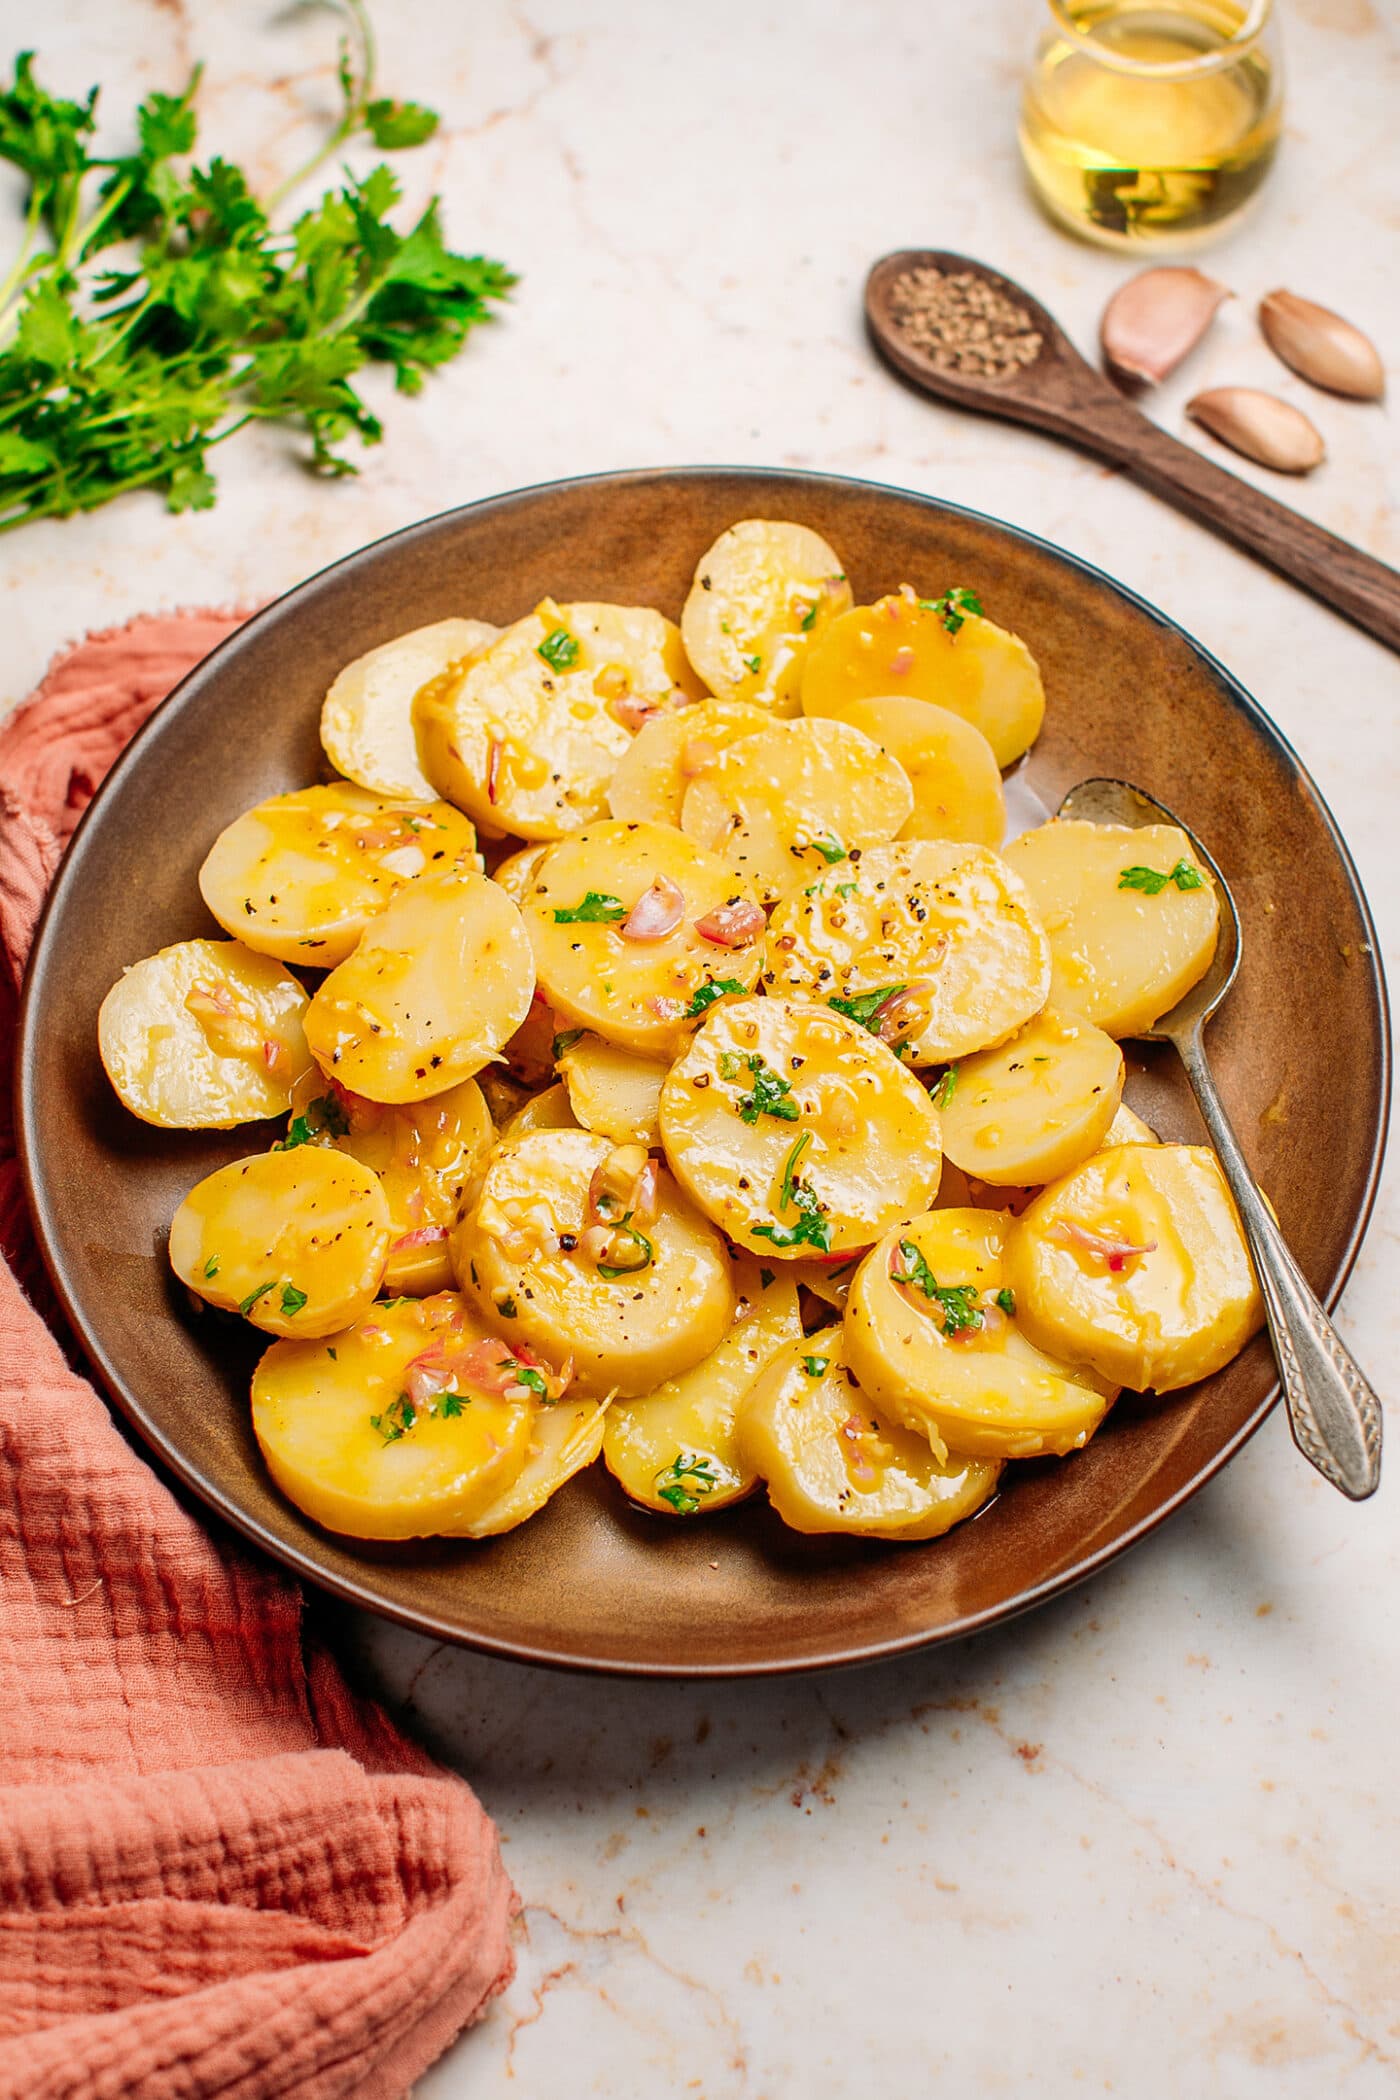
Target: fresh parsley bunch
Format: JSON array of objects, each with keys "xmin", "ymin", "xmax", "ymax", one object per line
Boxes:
[{"xmin": 0, "ymin": 1, "xmax": 514, "ymax": 532}]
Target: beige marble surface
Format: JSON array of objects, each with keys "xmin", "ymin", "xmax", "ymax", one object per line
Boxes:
[{"xmin": 3, "ymin": 0, "xmax": 1398, "ymax": 2092}]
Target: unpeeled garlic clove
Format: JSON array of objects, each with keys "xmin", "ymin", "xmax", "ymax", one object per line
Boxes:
[
  {"xmin": 1186, "ymin": 387, "xmax": 1325, "ymax": 475},
  {"xmin": 1259, "ymin": 289, "xmax": 1385, "ymax": 401},
  {"xmin": 1101, "ymin": 267, "xmax": 1231, "ymax": 385}
]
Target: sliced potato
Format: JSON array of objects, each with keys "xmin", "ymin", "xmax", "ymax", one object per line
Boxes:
[
  {"xmin": 938, "ymin": 1009, "xmax": 1124, "ymax": 1186},
  {"xmin": 681, "ymin": 519, "xmax": 853, "ymax": 716},
  {"xmin": 789, "ymin": 1253, "xmax": 864, "ymax": 1311},
  {"xmin": 99, "ymin": 938, "xmax": 311, "ymax": 1130},
  {"xmin": 503, "ymin": 1080, "xmax": 580, "ymax": 1139},
  {"xmin": 490, "ymin": 841, "xmax": 551, "ymax": 906},
  {"xmin": 251, "ymin": 1294, "xmax": 534, "ymax": 1539},
  {"xmin": 1003, "ymin": 821, "xmax": 1218, "ymax": 1038},
  {"xmin": 284, "ymin": 1070, "xmax": 493, "ymax": 1296},
  {"xmin": 199, "ymin": 783, "xmax": 479, "ymax": 968},
  {"xmin": 464, "ymin": 1396, "xmax": 609, "ymax": 1537},
  {"xmin": 603, "ymin": 1259, "xmax": 801, "ymax": 1514},
  {"xmin": 680, "ymin": 717, "xmax": 914, "ymax": 904},
  {"xmin": 1101, "ymin": 1101, "xmax": 1160, "ymax": 1148},
  {"xmin": 558, "ymin": 1034, "xmax": 668, "ymax": 1146},
  {"xmin": 607, "ymin": 697, "xmax": 772, "ymax": 828},
  {"xmin": 1005, "ymin": 1144, "xmax": 1262, "ymax": 1394},
  {"xmin": 320, "ymin": 618, "xmax": 500, "ymax": 801},
  {"xmin": 738, "ymin": 1327, "xmax": 1004, "ymax": 1539},
  {"xmin": 834, "ymin": 695, "xmax": 1004, "ymax": 848},
  {"xmin": 453, "ymin": 1129, "xmax": 735, "ymax": 1397},
  {"xmin": 801, "ymin": 587, "xmax": 1045, "ymax": 767},
  {"xmin": 523, "ymin": 819, "xmax": 765, "ymax": 1058},
  {"xmin": 763, "ymin": 840, "xmax": 1051, "ymax": 1065},
  {"xmin": 658, "ymin": 996, "xmax": 944, "ymax": 1260},
  {"xmin": 844, "ymin": 1208, "xmax": 1112, "ymax": 1459},
  {"xmin": 170, "ymin": 1148, "xmax": 390, "ymax": 1338},
  {"xmin": 304, "ymin": 871, "xmax": 534, "ymax": 1103},
  {"xmin": 412, "ymin": 599, "xmax": 700, "ymax": 839}
]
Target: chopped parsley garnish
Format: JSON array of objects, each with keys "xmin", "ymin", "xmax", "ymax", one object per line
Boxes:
[
  {"xmin": 800, "ymin": 1355, "xmax": 829, "ymax": 1379},
  {"xmin": 439, "ymin": 1391, "xmax": 465, "ymax": 1416},
  {"xmin": 537, "ymin": 626, "xmax": 580, "ymax": 672},
  {"xmin": 370, "ymin": 1394, "xmax": 416, "ymax": 1444},
  {"xmin": 890, "ymin": 1240, "xmax": 984, "ymax": 1335},
  {"xmin": 718, "ymin": 1051, "xmax": 741, "ymax": 1079},
  {"xmin": 237, "ymin": 1282, "xmax": 275, "ymax": 1316},
  {"xmin": 918, "ymin": 586, "xmax": 984, "ymax": 636},
  {"xmin": 1118, "ymin": 859, "xmax": 1205, "ymax": 895},
  {"xmin": 995, "ymin": 1287, "xmax": 1016, "ymax": 1317},
  {"xmin": 932, "ymin": 1064, "xmax": 959, "ymax": 1109},
  {"xmin": 735, "ymin": 1054, "xmax": 799, "ymax": 1126},
  {"xmin": 684, "ymin": 977, "xmax": 747, "ymax": 1019},
  {"xmin": 829, "ymin": 985, "xmax": 903, "ymax": 1032},
  {"xmin": 654, "ymin": 1451, "xmax": 720, "ymax": 1516},
  {"xmin": 799, "ymin": 605, "xmax": 818, "ymax": 631},
  {"xmin": 834, "ymin": 880, "xmax": 858, "ymax": 898},
  {"xmin": 202, "ymin": 1255, "xmax": 220, "ymax": 1279},
  {"xmin": 497, "ymin": 1295, "xmax": 518, "ymax": 1318},
  {"xmin": 508, "ymin": 1365, "xmax": 548, "ymax": 1398},
  {"xmin": 802, "ymin": 832, "xmax": 847, "ymax": 865},
  {"xmin": 753, "ymin": 1132, "xmax": 832, "ymax": 1253},
  {"xmin": 326, "ymin": 1346, "xmax": 337, "ymax": 1361},
  {"xmin": 759, "ymin": 1267, "xmax": 775, "ymax": 1288},
  {"xmin": 742, "ymin": 653, "xmax": 762, "ymax": 674},
  {"xmin": 597, "ymin": 1214, "xmax": 655, "ymax": 1280},
  {"xmin": 552, "ymin": 1028, "xmax": 585, "ymax": 1059},
  {"xmin": 275, "ymin": 1093, "xmax": 349, "ymax": 1150},
  {"xmin": 280, "ymin": 1282, "xmax": 308, "ymax": 1317},
  {"xmin": 778, "ymin": 1129, "xmax": 811, "ymax": 1210},
  {"xmin": 551, "ymin": 891, "xmax": 625, "ymax": 924}
]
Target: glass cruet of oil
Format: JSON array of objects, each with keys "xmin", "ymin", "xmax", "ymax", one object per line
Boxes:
[{"xmin": 1019, "ymin": 0, "xmax": 1284, "ymax": 249}]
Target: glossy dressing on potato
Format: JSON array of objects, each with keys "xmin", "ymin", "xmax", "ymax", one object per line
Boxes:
[
  {"xmin": 320, "ymin": 617, "xmax": 500, "ymax": 801},
  {"xmin": 938, "ymin": 1009, "xmax": 1125, "ymax": 1186},
  {"xmin": 606, "ymin": 698, "xmax": 772, "ymax": 827},
  {"xmin": 557, "ymin": 1034, "xmax": 668, "ymax": 1146},
  {"xmin": 681, "ymin": 520, "xmax": 853, "ymax": 715},
  {"xmin": 833, "ymin": 695, "xmax": 1005, "ymax": 848},
  {"xmin": 465, "ymin": 1397, "xmax": 609, "ymax": 1537}
]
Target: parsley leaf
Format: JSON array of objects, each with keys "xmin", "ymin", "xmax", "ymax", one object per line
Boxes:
[
  {"xmin": 684, "ymin": 977, "xmax": 747, "ymax": 1019},
  {"xmin": 280, "ymin": 1282, "xmax": 308, "ymax": 1317},
  {"xmin": 551, "ymin": 891, "xmax": 625, "ymax": 924},
  {"xmin": 799, "ymin": 604, "xmax": 817, "ymax": 631},
  {"xmin": 918, "ymin": 586, "xmax": 984, "ymax": 635},
  {"xmin": 438, "ymin": 1391, "xmax": 464, "ymax": 1417},
  {"xmin": 370, "ymin": 1393, "xmax": 416, "ymax": 1444},
  {"xmin": 800, "ymin": 1355, "xmax": 829, "ymax": 1379},
  {"xmin": 742, "ymin": 653, "xmax": 762, "ymax": 674},
  {"xmin": 552, "ymin": 1028, "xmax": 585, "ymax": 1060},
  {"xmin": 537, "ymin": 626, "xmax": 580, "ymax": 672},
  {"xmin": 507, "ymin": 1364, "xmax": 548, "ymax": 1398},
  {"xmin": 654, "ymin": 1451, "xmax": 719, "ymax": 1516},
  {"xmin": 889, "ymin": 1240, "xmax": 984, "ymax": 1335},
  {"xmin": 932, "ymin": 1064, "xmax": 959, "ymax": 1109},
  {"xmin": 995, "ymin": 1287, "xmax": 1016, "ymax": 1316},
  {"xmin": 597, "ymin": 1214, "xmax": 655, "ymax": 1280},
  {"xmin": 201, "ymin": 1255, "xmax": 220, "ymax": 1279},
  {"xmin": 734, "ymin": 1054, "xmax": 799, "ymax": 1126},
  {"xmin": 752, "ymin": 1132, "xmax": 832, "ymax": 1253},
  {"xmin": 1118, "ymin": 859, "xmax": 1205, "ymax": 895},
  {"xmin": 829, "ymin": 985, "xmax": 903, "ymax": 1032},
  {"xmin": 801, "ymin": 832, "xmax": 847, "ymax": 865},
  {"xmin": 237, "ymin": 1281, "xmax": 275, "ymax": 1316}
]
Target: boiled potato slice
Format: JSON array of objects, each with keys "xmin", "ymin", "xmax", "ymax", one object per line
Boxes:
[
  {"xmin": 603, "ymin": 1259, "xmax": 801, "ymax": 1514},
  {"xmin": 680, "ymin": 717, "xmax": 913, "ymax": 905},
  {"xmin": 199, "ymin": 783, "xmax": 478, "ymax": 967},
  {"xmin": 304, "ymin": 871, "xmax": 534, "ymax": 1103},
  {"xmin": 453, "ymin": 1129, "xmax": 735, "ymax": 1398},
  {"xmin": 739, "ymin": 1327, "xmax": 1003, "ymax": 1539},
  {"xmin": 99, "ymin": 938, "xmax": 311, "ymax": 1130},
  {"xmin": 412, "ymin": 599, "xmax": 700, "ymax": 840},
  {"xmin": 607, "ymin": 698, "xmax": 772, "ymax": 827},
  {"xmin": 523, "ymin": 819, "xmax": 765, "ymax": 1058},
  {"xmin": 1003, "ymin": 821, "xmax": 1218, "ymax": 1038},
  {"xmin": 938, "ymin": 1010, "xmax": 1124, "ymax": 1186},
  {"xmin": 558, "ymin": 1034, "xmax": 668, "ymax": 1146},
  {"xmin": 763, "ymin": 840, "xmax": 1051, "ymax": 1065},
  {"xmin": 1101, "ymin": 1102, "xmax": 1160, "ymax": 1147},
  {"xmin": 251, "ymin": 1294, "xmax": 533, "ymax": 1539},
  {"xmin": 1005, "ymin": 1144, "xmax": 1262, "ymax": 1394},
  {"xmin": 170, "ymin": 1148, "xmax": 390, "ymax": 1338},
  {"xmin": 680, "ymin": 520, "xmax": 853, "ymax": 716},
  {"xmin": 503, "ymin": 1080, "xmax": 580, "ymax": 1138},
  {"xmin": 490, "ymin": 841, "xmax": 551, "ymax": 905},
  {"xmin": 844, "ymin": 1208, "xmax": 1112, "ymax": 1459},
  {"xmin": 320, "ymin": 617, "xmax": 500, "ymax": 801},
  {"xmin": 659, "ymin": 996, "xmax": 944, "ymax": 1260},
  {"xmin": 464, "ymin": 1396, "xmax": 609, "ymax": 1537},
  {"xmin": 801, "ymin": 586, "xmax": 1045, "ymax": 767},
  {"xmin": 284, "ymin": 1070, "xmax": 493, "ymax": 1296},
  {"xmin": 834, "ymin": 695, "xmax": 1004, "ymax": 848}
]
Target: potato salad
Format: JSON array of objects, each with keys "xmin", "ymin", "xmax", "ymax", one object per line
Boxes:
[{"xmin": 99, "ymin": 518, "xmax": 1261, "ymax": 1547}]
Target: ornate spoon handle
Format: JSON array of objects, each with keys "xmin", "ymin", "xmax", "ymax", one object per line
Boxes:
[{"xmin": 1171, "ymin": 1025, "xmax": 1382, "ymax": 1499}]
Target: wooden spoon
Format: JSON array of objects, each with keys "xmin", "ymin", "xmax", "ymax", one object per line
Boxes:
[{"xmin": 866, "ymin": 249, "xmax": 1400, "ymax": 654}]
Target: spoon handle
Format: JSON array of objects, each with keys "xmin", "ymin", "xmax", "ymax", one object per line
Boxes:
[{"xmin": 1172, "ymin": 1025, "xmax": 1382, "ymax": 1499}]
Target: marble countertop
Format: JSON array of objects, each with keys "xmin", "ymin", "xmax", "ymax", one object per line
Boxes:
[{"xmin": 4, "ymin": 1, "xmax": 1397, "ymax": 2092}]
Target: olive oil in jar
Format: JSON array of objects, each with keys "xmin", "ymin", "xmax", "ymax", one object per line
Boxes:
[{"xmin": 1019, "ymin": 0, "xmax": 1283, "ymax": 248}]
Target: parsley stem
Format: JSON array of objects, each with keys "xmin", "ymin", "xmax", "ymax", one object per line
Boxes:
[{"xmin": 0, "ymin": 188, "xmax": 44, "ymax": 334}]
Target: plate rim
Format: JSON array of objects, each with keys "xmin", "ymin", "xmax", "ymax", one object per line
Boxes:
[{"xmin": 15, "ymin": 463, "xmax": 1393, "ymax": 1678}]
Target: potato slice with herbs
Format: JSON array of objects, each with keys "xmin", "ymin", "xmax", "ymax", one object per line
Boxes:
[
  {"xmin": 607, "ymin": 697, "xmax": 772, "ymax": 827},
  {"xmin": 557, "ymin": 1034, "xmax": 668, "ymax": 1146},
  {"xmin": 320, "ymin": 617, "xmax": 500, "ymax": 801},
  {"xmin": 464, "ymin": 1396, "xmax": 609, "ymax": 1537},
  {"xmin": 523, "ymin": 819, "xmax": 765, "ymax": 1058},
  {"xmin": 1003, "ymin": 820, "xmax": 1218, "ymax": 1038},
  {"xmin": 170, "ymin": 1148, "xmax": 390, "ymax": 1338},
  {"xmin": 658, "ymin": 996, "xmax": 944, "ymax": 1261},
  {"xmin": 412, "ymin": 599, "xmax": 701, "ymax": 839},
  {"xmin": 801, "ymin": 586, "xmax": 1045, "ymax": 767},
  {"xmin": 681, "ymin": 519, "xmax": 853, "ymax": 716},
  {"xmin": 305, "ymin": 870, "xmax": 535, "ymax": 1103},
  {"xmin": 251, "ymin": 1293, "xmax": 534, "ymax": 1539},
  {"xmin": 1005, "ymin": 1144, "xmax": 1262, "ymax": 1394},
  {"xmin": 844, "ymin": 1208, "xmax": 1112, "ymax": 1459},
  {"xmin": 99, "ymin": 938, "xmax": 311, "ymax": 1130},
  {"xmin": 199, "ymin": 783, "xmax": 479, "ymax": 968},
  {"xmin": 503, "ymin": 1080, "xmax": 581, "ymax": 1139},
  {"xmin": 283, "ymin": 1071, "xmax": 493, "ymax": 1296},
  {"xmin": 453, "ymin": 1129, "xmax": 735, "ymax": 1398},
  {"xmin": 604, "ymin": 1259, "xmax": 801, "ymax": 1515},
  {"xmin": 834, "ymin": 695, "xmax": 1005, "ymax": 848},
  {"xmin": 763, "ymin": 840, "xmax": 1051, "ymax": 1066},
  {"xmin": 680, "ymin": 717, "xmax": 913, "ymax": 905},
  {"xmin": 739, "ymin": 1327, "xmax": 1004, "ymax": 1539},
  {"xmin": 938, "ymin": 1010, "xmax": 1124, "ymax": 1187}
]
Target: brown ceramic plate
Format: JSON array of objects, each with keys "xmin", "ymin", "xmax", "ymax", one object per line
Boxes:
[{"xmin": 17, "ymin": 468, "xmax": 1389, "ymax": 1677}]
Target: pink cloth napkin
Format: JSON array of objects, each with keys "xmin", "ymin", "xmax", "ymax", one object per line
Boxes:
[{"xmin": 0, "ymin": 615, "xmax": 516, "ymax": 2100}]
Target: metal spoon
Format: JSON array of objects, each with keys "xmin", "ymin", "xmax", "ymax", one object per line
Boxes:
[
  {"xmin": 864, "ymin": 249, "xmax": 1400, "ymax": 655},
  {"xmin": 1057, "ymin": 777, "xmax": 1382, "ymax": 1499}
]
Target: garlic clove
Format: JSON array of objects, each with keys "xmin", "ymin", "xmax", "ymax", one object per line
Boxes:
[
  {"xmin": 1259, "ymin": 289, "xmax": 1385, "ymax": 401},
  {"xmin": 1185, "ymin": 387, "xmax": 1326, "ymax": 475},
  {"xmin": 1102, "ymin": 267, "xmax": 1231, "ymax": 386}
]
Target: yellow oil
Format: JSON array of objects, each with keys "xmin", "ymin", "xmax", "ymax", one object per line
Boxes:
[{"xmin": 1019, "ymin": 0, "xmax": 1281, "ymax": 248}]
